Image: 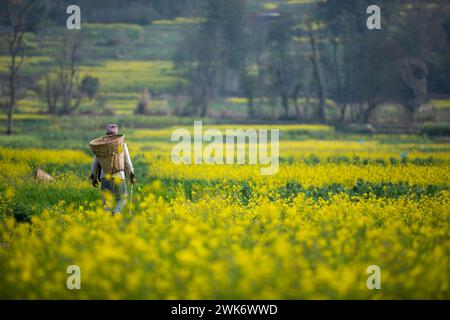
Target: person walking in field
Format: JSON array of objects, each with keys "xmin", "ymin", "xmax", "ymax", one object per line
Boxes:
[{"xmin": 90, "ymin": 124, "xmax": 136, "ymax": 214}]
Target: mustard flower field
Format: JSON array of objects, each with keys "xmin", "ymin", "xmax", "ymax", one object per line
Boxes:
[{"xmin": 0, "ymin": 121, "xmax": 449, "ymax": 299}]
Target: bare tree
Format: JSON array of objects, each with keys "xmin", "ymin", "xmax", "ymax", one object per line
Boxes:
[
  {"xmin": 58, "ymin": 34, "xmax": 83, "ymax": 114},
  {"xmin": 0, "ymin": 0, "xmax": 35, "ymax": 134},
  {"xmin": 175, "ymin": 0, "xmax": 246, "ymax": 117},
  {"xmin": 43, "ymin": 33, "xmax": 83, "ymax": 115}
]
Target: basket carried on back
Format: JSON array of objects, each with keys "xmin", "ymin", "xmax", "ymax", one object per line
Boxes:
[{"xmin": 89, "ymin": 134, "xmax": 125, "ymax": 174}]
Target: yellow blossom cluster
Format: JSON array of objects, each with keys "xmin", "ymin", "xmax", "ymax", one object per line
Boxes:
[
  {"xmin": 0, "ymin": 193, "xmax": 448, "ymax": 299},
  {"xmin": 0, "ymin": 125, "xmax": 449, "ymax": 299}
]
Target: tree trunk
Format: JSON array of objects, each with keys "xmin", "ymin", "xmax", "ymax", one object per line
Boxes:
[
  {"xmin": 332, "ymin": 37, "xmax": 348, "ymax": 123},
  {"xmin": 404, "ymin": 105, "xmax": 414, "ymax": 124},
  {"xmin": 305, "ymin": 87, "xmax": 311, "ymax": 121},
  {"xmin": 350, "ymin": 104, "xmax": 355, "ymax": 122},
  {"xmin": 339, "ymin": 103, "xmax": 347, "ymax": 122},
  {"xmin": 247, "ymin": 95, "xmax": 255, "ymax": 118},
  {"xmin": 294, "ymin": 97, "xmax": 301, "ymax": 119},
  {"xmin": 7, "ymin": 77, "xmax": 15, "ymax": 134},
  {"xmin": 363, "ymin": 102, "xmax": 376, "ymax": 124},
  {"xmin": 199, "ymin": 84, "xmax": 209, "ymax": 117},
  {"xmin": 281, "ymin": 91, "xmax": 289, "ymax": 118},
  {"xmin": 57, "ymin": 35, "xmax": 82, "ymax": 115},
  {"xmin": 6, "ymin": 107, "xmax": 13, "ymax": 135},
  {"xmin": 4, "ymin": 1, "xmax": 34, "ymax": 135},
  {"xmin": 200, "ymin": 100, "xmax": 208, "ymax": 117},
  {"xmin": 308, "ymin": 23, "xmax": 325, "ymax": 122},
  {"xmin": 7, "ymin": 53, "xmax": 17, "ymax": 135},
  {"xmin": 292, "ymin": 84, "xmax": 302, "ymax": 119},
  {"xmin": 331, "ymin": 37, "xmax": 342, "ymax": 98}
]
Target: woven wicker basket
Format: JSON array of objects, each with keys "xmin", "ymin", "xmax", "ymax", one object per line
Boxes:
[{"xmin": 89, "ymin": 134, "xmax": 125, "ymax": 174}]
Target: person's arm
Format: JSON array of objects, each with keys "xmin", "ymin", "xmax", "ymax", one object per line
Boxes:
[
  {"xmin": 124, "ymin": 143, "xmax": 136, "ymax": 183},
  {"xmin": 90, "ymin": 157, "xmax": 99, "ymax": 187}
]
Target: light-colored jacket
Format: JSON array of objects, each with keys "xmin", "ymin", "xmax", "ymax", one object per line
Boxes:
[{"xmin": 91, "ymin": 143, "xmax": 134, "ymax": 180}]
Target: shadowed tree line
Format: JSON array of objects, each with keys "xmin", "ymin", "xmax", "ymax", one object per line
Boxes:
[
  {"xmin": 0, "ymin": 0, "xmax": 449, "ymax": 134},
  {"xmin": 174, "ymin": 0, "xmax": 450, "ymax": 123}
]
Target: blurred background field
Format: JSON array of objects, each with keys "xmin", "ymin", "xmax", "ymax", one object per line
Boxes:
[{"xmin": 0, "ymin": 0, "xmax": 449, "ymax": 131}]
